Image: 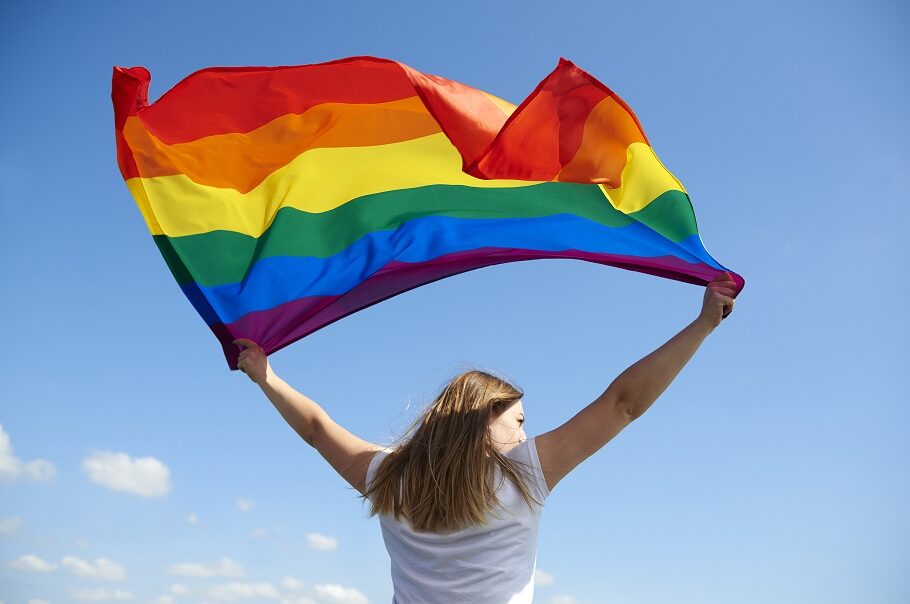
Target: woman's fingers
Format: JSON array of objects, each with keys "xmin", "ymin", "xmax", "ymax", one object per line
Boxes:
[
  {"xmin": 710, "ymin": 280, "xmax": 736, "ymax": 289},
  {"xmin": 233, "ymin": 337, "xmax": 261, "ymax": 350},
  {"xmin": 237, "ymin": 346, "xmax": 263, "ymax": 360},
  {"xmin": 710, "ymin": 273, "xmax": 736, "ymax": 287},
  {"xmin": 233, "ymin": 338, "xmax": 267, "ymax": 379},
  {"xmin": 710, "ymin": 287, "xmax": 738, "ymax": 297}
]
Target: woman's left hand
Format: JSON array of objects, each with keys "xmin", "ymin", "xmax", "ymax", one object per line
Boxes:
[
  {"xmin": 697, "ymin": 272, "xmax": 737, "ymax": 328},
  {"xmin": 234, "ymin": 338, "xmax": 272, "ymax": 385}
]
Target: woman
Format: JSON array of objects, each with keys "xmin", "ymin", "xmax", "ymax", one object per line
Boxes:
[{"xmin": 234, "ymin": 271, "xmax": 737, "ymax": 603}]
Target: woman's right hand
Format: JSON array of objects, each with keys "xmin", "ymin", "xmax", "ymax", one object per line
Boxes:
[
  {"xmin": 234, "ymin": 338, "xmax": 273, "ymax": 385},
  {"xmin": 698, "ymin": 272, "xmax": 737, "ymax": 329}
]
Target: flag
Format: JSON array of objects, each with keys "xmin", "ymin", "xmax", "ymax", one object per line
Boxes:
[{"xmin": 111, "ymin": 56, "xmax": 744, "ymax": 370}]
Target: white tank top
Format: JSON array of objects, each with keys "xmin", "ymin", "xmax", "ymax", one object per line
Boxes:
[{"xmin": 365, "ymin": 436, "xmax": 551, "ymax": 603}]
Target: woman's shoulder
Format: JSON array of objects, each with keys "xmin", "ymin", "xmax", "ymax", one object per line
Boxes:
[
  {"xmin": 366, "ymin": 446, "xmax": 396, "ymax": 492},
  {"xmin": 503, "ymin": 437, "xmax": 536, "ymax": 462},
  {"xmin": 502, "ymin": 437, "xmax": 550, "ymax": 502}
]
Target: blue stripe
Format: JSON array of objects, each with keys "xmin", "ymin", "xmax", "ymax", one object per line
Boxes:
[{"xmin": 182, "ymin": 213, "xmax": 720, "ymax": 325}]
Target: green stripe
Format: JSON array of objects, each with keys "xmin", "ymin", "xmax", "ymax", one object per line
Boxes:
[
  {"xmin": 628, "ymin": 189, "xmax": 699, "ymax": 243},
  {"xmin": 153, "ymin": 183, "xmax": 698, "ymax": 287}
]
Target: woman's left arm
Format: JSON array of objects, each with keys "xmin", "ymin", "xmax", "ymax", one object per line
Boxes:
[{"xmin": 235, "ymin": 339, "xmax": 382, "ymax": 495}]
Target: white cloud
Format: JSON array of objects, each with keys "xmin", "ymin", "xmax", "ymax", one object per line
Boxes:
[
  {"xmin": 186, "ymin": 513, "xmax": 199, "ymax": 524},
  {"xmin": 278, "ymin": 577, "xmax": 318, "ymax": 604},
  {"xmin": 281, "ymin": 577, "xmax": 306, "ymax": 592},
  {"xmin": 549, "ymin": 596, "xmax": 576, "ymax": 604},
  {"xmin": 236, "ymin": 499, "xmax": 254, "ymax": 512},
  {"xmin": 305, "ymin": 533, "xmax": 338, "ymax": 551},
  {"xmin": 311, "ymin": 584, "xmax": 368, "ymax": 604},
  {"xmin": 169, "ymin": 584, "xmax": 191, "ymax": 596},
  {"xmin": 204, "ymin": 582, "xmax": 280, "ymax": 601},
  {"xmin": 24, "ymin": 459, "xmax": 55, "ymax": 480},
  {"xmin": 0, "ymin": 515, "xmax": 23, "ymax": 535},
  {"xmin": 68, "ymin": 587, "xmax": 133, "ymax": 601},
  {"xmin": 9, "ymin": 553, "xmax": 58, "ymax": 572},
  {"xmin": 534, "ymin": 568, "xmax": 555, "ymax": 586},
  {"xmin": 250, "ymin": 524, "xmax": 284, "ymax": 539},
  {"xmin": 81, "ymin": 450, "xmax": 170, "ymax": 497},
  {"xmin": 61, "ymin": 555, "xmax": 127, "ymax": 581},
  {"xmin": 0, "ymin": 423, "xmax": 57, "ymax": 483},
  {"xmin": 153, "ymin": 596, "xmax": 175, "ymax": 604},
  {"xmin": 27, "ymin": 600, "xmax": 51, "ymax": 604},
  {"xmin": 280, "ymin": 597, "xmax": 317, "ymax": 604},
  {"xmin": 167, "ymin": 556, "xmax": 245, "ymax": 578}
]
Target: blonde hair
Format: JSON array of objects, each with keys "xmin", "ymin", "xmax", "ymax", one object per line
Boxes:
[{"xmin": 361, "ymin": 368, "xmax": 543, "ymax": 534}]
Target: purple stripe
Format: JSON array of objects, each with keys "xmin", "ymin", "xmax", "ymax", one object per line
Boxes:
[{"xmin": 211, "ymin": 247, "xmax": 741, "ymax": 370}]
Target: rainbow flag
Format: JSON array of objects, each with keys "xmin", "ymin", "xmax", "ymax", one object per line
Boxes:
[{"xmin": 112, "ymin": 56, "xmax": 744, "ymax": 370}]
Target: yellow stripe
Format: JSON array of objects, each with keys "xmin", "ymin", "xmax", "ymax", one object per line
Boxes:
[
  {"xmin": 128, "ymin": 132, "xmax": 545, "ymax": 238},
  {"xmin": 599, "ymin": 142, "xmax": 688, "ymax": 213},
  {"xmin": 125, "ymin": 178, "xmax": 162, "ymax": 236}
]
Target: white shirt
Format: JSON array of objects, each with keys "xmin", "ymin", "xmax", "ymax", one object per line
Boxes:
[{"xmin": 365, "ymin": 436, "xmax": 551, "ymax": 603}]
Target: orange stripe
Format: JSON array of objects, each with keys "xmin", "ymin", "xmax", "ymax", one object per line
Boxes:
[
  {"xmin": 556, "ymin": 96, "xmax": 647, "ymax": 185},
  {"xmin": 123, "ymin": 96, "xmax": 442, "ymax": 193}
]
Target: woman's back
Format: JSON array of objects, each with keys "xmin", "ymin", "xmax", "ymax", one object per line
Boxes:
[{"xmin": 365, "ymin": 436, "xmax": 551, "ymax": 604}]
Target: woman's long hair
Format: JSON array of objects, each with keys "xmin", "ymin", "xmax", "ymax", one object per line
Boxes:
[{"xmin": 361, "ymin": 368, "xmax": 543, "ymax": 534}]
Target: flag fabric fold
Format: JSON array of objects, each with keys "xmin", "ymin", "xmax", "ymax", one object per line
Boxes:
[{"xmin": 111, "ymin": 55, "xmax": 744, "ymax": 370}]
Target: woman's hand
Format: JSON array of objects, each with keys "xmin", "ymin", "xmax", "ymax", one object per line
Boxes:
[
  {"xmin": 698, "ymin": 271, "xmax": 737, "ymax": 329},
  {"xmin": 234, "ymin": 338, "xmax": 273, "ymax": 385}
]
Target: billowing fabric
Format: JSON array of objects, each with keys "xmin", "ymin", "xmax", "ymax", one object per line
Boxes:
[
  {"xmin": 365, "ymin": 437, "xmax": 550, "ymax": 603},
  {"xmin": 111, "ymin": 56, "xmax": 744, "ymax": 369}
]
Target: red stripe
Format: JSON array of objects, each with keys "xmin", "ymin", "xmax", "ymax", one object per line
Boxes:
[
  {"xmin": 114, "ymin": 57, "xmax": 421, "ymax": 144},
  {"xmin": 111, "ymin": 66, "xmax": 151, "ymax": 180},
  {"xmin": 111, "ymin": 56, "xmax": 651, "ymax": 186},
  {"xmin": 111, "ymin": 56, "xmax": 508, "ymax": 179}
]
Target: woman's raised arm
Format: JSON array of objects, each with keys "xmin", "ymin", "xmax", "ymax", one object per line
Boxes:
[
  {"xmin": 610, "ymin": 271, "xmax": 737, "ymax": 419},
  {"xmin": 235, "ymin": 339, "xmax": 382, "ymax": 495},
  {"xmin": 536, "ymin": 271, "xmax": 737, "ymax": 493}
]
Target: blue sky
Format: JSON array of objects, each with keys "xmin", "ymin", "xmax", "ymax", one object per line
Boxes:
[{"xmin": 1, "ymin": 1, "xmax": 907, "ymax": 603}]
